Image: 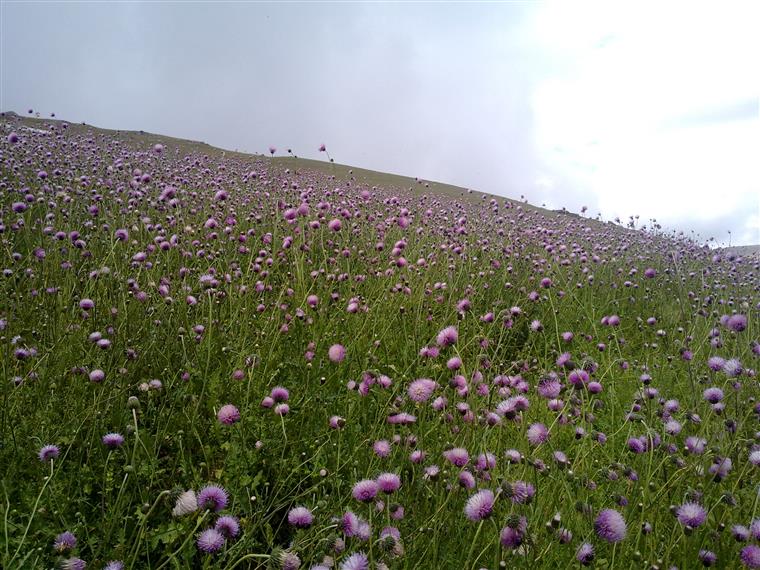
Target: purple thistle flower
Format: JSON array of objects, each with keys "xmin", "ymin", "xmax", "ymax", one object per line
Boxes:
[
  {"xmin": 54, "ymin": 531, "xmax": 77, "ymax": 552},
  {"xmin": 196, "ymin": 528, "xmax": 225, "ymax": 553},
  {"xmin": 329, "ymin": 415, "xmax": 346, "ymax": 429},
  {"xmin": 328, "ymin": 218, "xmax": 342, "ymax": 231},
  {"xmin": 504, "ymin": 449, "xmax": 522, "ymax": 464},
  {"xmin": 102, "ymin": 433, "xmax": 125, "ymax": 449},
  {"xmin": 509, "ymin": 480, "xmax": 535, "ymax": 504},
  {"xmin": 627, "ymin": 437, "xmax": 646, "ymax": 453},
  {"xmin": 703, "ymin": 387, "xmax": 724, "ymax": 403},
  {"xmin": 709, "ymin": 457, "xmax": 732, "ymax": 480},
  {"xmin": 568, "ymin": 369, "xmax": 589, "ymax": 388},
  {"xmin": 419, "ymin": 345, "xmax": 440, "ymax": 358},
  {"xmin": 499, "ymin": 516, "xmax": 527, "ymax": 548},
  {"xmin": 387, "ymin": 412, "xmax": 416, "ymax": 425},
  {"xmin": 376, "ymin": 473, "xmax": 401, "ymax": 494},
  {"xmin": 537, "ymin": 377, "xmax": 562, "ymax": 399},
  {"xmin": 270, "ymin": 386, "xmax": 290, "ymax": 402},
  {"xmin": 410, "ymin": 449, "xmax": 426, "ymax": 463},
  {"xmin": 526, "ymin": 423, "xmax": 549, "ymax": 446},
  {"xmin": 79, "ymin": 298, "xmax": 94, "ymax": 310},
  {"xmin": 464, "ymin": 489, "xmax": 495, "ymax": 521},
  {"xmin": 458, "ymin": 470, "xmax": 476, "ymax": 489},
  {"xmin": 341, "ymin": 511, "xmax": 361, "ymax": 536},
  {"xmin": 594, "ymin": 509, "xmax": 627, "ymax": 543},
  {"xmin": 553, "ymin": 450, "xmax": 569, "ymax": 466},
  {"xmin": 104, "ymin": 562, "xmax": 124, "ymax": 570},
  {"xmin": 676, "ymin": 502, "xmax": 707, "ymax": 528},
  {"xmin": 281, "ymin": 551, "xmax": 300, "ymax": 570},
  {"xmin": 443, "ymin": 447, "xmax": 469, "ymax": 467},
  {"xmin": 380, "ymin": 526, "xmax": 401, "ymax": 541},
  {"xmin": 685, "ymin": 436, "xmax": 707, "ymax": 455},
  {"xmin": 340, "ymin": 552, "xmax": 369, "ymax": 570},
  {"xmin": 726, "ymin": 314, "xmax": 748, "ymax": 332},
  {"xmin": 423, "ymin": 465, "xmax": 440, "ymax": 480},
  {"xmin": 741, "ymin": 544, "xmax": 760, "ymax": 568},
  {"xmin": 664, "ymin": 419, "xmax": 682, "ymax": 435},
  {"xmin": 217, "ymin": 404, "xmax": 240, "ymax": 425},
  {"xmin": 61, "ymin": 558, "xmax": 86, "ymax": 570},
  {"xmin": 215, "ymin": 515, "xmax": 240, "ymax": 538},
  {"xmin": 287, "ymin": 506, "xmax": 314, "ymax": 528},
  {"xmin": 556, "ymin": 352, "xmax": 572, "ymax": 367},
  {"xmin": 699, "ymin": 550, "xmax": 717, "ymax": 566},
  {"xmin": 576, "ymin": 542, "xmax": 595, "ymax": 565},
  {"xmin": 724, "ymin": 358, "xmax": 743, "ymax": 377},
  {"xmin": 88, "ymin": 369, "xmax": 105, "ymax": 383},
  {"xmin": 197, "ymin": 485, "xmax": 228, "ymax": 512},
  {"xmin": 38, "ymin": 444, "xmax": 60, "ymax": 462},
  {"xmin": 732, "ymin": 525, "xmax": 750, "ymax": 541},
  {"xmin": 352, "ymin": 479, "xmax": 379, "ymax": 502},
  {"xmin": 408, "ymin": 378, "xmax": 437, "ymax": 402},
  {"xmin": 749, "ymin": 518, "xmax": 760, "ymax": 540},
  {"xmin": 436, "ymin": 325, "xmax": 458, "ymax": 347},
  {"xmin": 328, "ymin": 344, "xmax": 346, "ymax": 362},
  {"xmin": 373, "ymin": 439, "xmax": 391, "ymax": 457},
  {"xmin": 557, "ymin": 527, "xmax": 572, "ymax": 543}
]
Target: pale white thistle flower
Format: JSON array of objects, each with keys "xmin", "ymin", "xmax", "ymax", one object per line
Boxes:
[{"xmin": 172, "ymin": 490, "xmax": 198, "ymax": 517}]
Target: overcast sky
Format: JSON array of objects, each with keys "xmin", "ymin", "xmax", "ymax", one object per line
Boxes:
[{"xmin": 2, "ymin": 1, "xmax": 758, "ymax": 246}]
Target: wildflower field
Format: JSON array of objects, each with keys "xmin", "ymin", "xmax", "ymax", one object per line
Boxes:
[{"xmin": 1, "ymin": 113, "xmax": 759, "ymax": 569}]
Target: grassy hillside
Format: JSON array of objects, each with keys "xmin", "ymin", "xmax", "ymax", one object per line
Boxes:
[
  {"xmin": 1, "ymin": 111, "xmax": 598, "ymax": 213},
  {"xmin": 1, "ymin": 112, "xmax": 758, "ymax": 570}
]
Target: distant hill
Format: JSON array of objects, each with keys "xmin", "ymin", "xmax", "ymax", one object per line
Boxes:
[
  {"xmin": 4, "ymin": 110, "xmax": 750, "ymax": 251},
  {"xmin": 721, "ymin": 244, "xmax": 760, "ymax": 259},
  {"xmin": 1, "ymin": 111, "xmax": 497, "ymax": 203},
  {"xmin": 1, "ymin": 110, "xmax": 594, "ymax": 223}
]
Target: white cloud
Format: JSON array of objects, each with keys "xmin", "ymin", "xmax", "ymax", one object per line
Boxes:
[{"xmin": 530, "ymin": 0, "xmax": 759, "ymax": 244}]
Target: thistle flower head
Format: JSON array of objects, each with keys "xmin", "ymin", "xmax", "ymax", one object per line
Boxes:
[
  {"xmin": 38, "ymin": 444, "xmax": 60, "ymax": 462},
  {"xmin": 287, "ymin": 506, "xmax": 314, "ymax": 528},
  {"xmin": 197, "ymin": 485, "xmax": 228, "ymax": 512},
  {"xmin": 464, "ymin": 489, "xmax": 495, "ymax": 521},
  {"xmin": 196, "ymin": 528, "xmax": 225, "ymax": 553},
  {"xmin": 54, "ymin": 531, "xmax": 77, "ymax": 553},
  {"xmin": 172, "ymin": 490, "xmax": 198, "ymax": 517},
  {"xmin": 594, "ymin": 509, "xmax": 627, "ymax": 543}
]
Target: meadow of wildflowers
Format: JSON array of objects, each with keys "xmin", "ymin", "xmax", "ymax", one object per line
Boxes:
[{"xmin": 1, "ymin": 112, "xmax": 759, "ymax": 569}]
